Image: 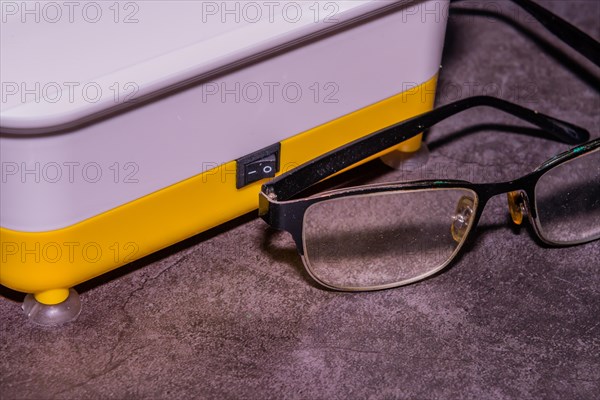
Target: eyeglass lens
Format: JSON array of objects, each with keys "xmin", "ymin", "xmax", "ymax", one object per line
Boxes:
[
  {"xmin": 301, "ymin": 188, "xmax": 478, "ymax": 290},
  {"xmin": 535, "ymin": 148, "xmax": 600, "ymax": 244}
]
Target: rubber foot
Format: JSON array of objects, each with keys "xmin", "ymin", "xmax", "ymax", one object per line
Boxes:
[{"xmin": 22, "ymin": 288, "xmax": 81, "ymax": 326}]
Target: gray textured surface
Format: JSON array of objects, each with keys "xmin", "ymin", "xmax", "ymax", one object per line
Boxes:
[{"xmin": 1, "ymin": 1, "xmax": 599, "ymax": 399}]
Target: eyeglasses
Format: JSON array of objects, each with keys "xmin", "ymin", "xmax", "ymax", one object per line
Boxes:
[{"xmin": 259, "ymin": 96, "xmax": 599, "ymax": 291}]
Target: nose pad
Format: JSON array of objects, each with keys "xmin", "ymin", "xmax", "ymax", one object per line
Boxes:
[
  {"xmin": 451, "ymin": 196, "xmax": 475, "ymax": 243},
  {"xmin": 507, "ymin": 191, "xmax": 527, "ymax": 225}
]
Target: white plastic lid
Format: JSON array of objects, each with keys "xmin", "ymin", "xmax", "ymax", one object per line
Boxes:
[{"xmin": 1, "ymin": 0, "xmax": 404, "ymax": 133}]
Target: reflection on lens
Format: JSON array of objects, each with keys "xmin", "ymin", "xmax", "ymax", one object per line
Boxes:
[
  {"xmin": 536, "ymin": 148, "xmax": 600, "ymax": 244},
  {"xmin": 302, "ymin": 188, "xmax": 478, "ymax": 290}
]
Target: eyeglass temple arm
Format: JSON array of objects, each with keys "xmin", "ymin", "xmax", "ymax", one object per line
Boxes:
[
  {"xmin": 451, "ymin": 0, "xmax": 600, "ymax": 66},
  {"xmin": 263, "ymin": 96, "xmax": 589, "ymax": 201}
]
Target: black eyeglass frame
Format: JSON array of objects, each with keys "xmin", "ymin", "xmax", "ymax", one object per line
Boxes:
[{"xmin": 260, "ymin": 128, "xmax": 597, "ymax": 291}]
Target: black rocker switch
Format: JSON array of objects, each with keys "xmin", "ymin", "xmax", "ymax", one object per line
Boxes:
[
  {"xmin": 236, "ymin": 143, "xmax": 281, "ymax": 189},
  {"xmin": 245, "ymin": 154, "xmax": 276, "ymax": 182}
]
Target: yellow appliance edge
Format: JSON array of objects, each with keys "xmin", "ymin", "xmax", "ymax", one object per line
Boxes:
[{"xmin": 0, "ymin": 76, "xmax": 438, "ymax": 304}]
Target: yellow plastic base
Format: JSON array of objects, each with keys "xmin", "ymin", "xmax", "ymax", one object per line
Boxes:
[
  {"xmin": 0, "ymin": 76, "xmax": 438, "ymax": 302},
  {"xmin": 34, "ymin": 288, "xmax": 69, "ymax": 305}
]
